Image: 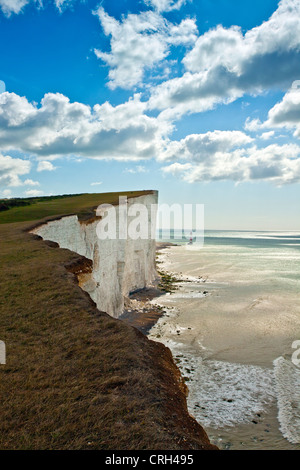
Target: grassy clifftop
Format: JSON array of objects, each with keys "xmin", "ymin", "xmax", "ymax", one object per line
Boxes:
[
  {"xmin": 0, "ymin": 192, "xmax": 216, "ymax": 450},
  {"xmin": 0, "ymin": 191, "xmax": 152, "ymax": 224}
]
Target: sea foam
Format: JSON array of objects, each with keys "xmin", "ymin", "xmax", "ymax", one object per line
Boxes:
[
  {"xmin": 273, "ymin": 356, "xmax": 300, "ymax": 444},
  {"xmin": 175, "ymin": 353, "xmax": 275, "ymax": 428}
]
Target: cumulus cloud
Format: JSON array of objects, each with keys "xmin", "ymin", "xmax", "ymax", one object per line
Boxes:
[
  {"xmin": 24, "ymin": 178, "xmax": 40, "ymax": 186},
  {"xmin": 94, "ymin": 7, "xmax": 197, "ymax": 89},
  {"xmin": 160, "ymin": 130, "xmax": 300, "ymax": 186},
  {"xmin": 162, "ymin": 143, "xmax": 300, "ymax": 185},
  {"xmin": 0, "ymin": 154, "xmax": 42, "ymax": 192},
  {"xmin": 260, "ymin": 131, "xmax": 275, "ymax": 140},
  {"xmin": 160, "ymin": 129, "xmax": 300, "ymax": 186},
  {"xmin": 148, "ymin": 69, "xmax": 244, "ymax": 119},
  {"xmin": 90, "ymin": 181, "xmax": 102, "ymax": 186},
  {"xmin": 2, "ymin": 87, "xmax": 299, "ymax": 186},
  {"xmin": 264, "ymin": 86, "xmax": 300, "ymax": 137},
  {"xmin": 148, "ymin": 0, "xmax": 300, "ymax": 118},
  {"xmin": 0, "ymin": 92, "xmax": 171, "ymax": 160},
  {"xmin": 160, "ymin": 130, "xmax": 253, "ymax": 162},
  {"xmin": 0, "ymin": 154, "xmax": 31, "ymax": 187},
  {"xmin": 144, "ymin": 0, "xmax": 188, "ymax": 13},
  {"xmin": 244, "ymin": 117, "xmax": 264, "ymax": 133},
  {"xmin": 244, "ymin": 81, "xmax": 300, "ymax": 138},
  {"xmin": 37, "ymin": 161, "xmax": 56, "ymax": 172}
]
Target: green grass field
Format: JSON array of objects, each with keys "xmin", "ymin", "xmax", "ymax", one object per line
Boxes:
[{"xmin": 0, "ymin": 191, "xmax": 151, "ymax": 224}]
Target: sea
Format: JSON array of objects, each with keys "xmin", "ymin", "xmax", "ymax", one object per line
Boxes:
[{"xmin": 149, "ymin": 230, "xmax": 300, "ymax": 450}]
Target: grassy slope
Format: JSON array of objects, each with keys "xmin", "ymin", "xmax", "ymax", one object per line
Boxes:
[{"xmin": 0, "ymin": 192, "xmax": 216, "ymax": 450}]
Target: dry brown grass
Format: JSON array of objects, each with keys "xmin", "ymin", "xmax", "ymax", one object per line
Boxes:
[{"xmin": 0, "ymin": 193, "xmax": 217, "ymax": 450}]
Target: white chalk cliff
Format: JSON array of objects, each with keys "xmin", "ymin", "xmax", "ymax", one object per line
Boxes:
[{"xmin": 30, "ymin": 192, "xmax": 158, "ymax": 318}]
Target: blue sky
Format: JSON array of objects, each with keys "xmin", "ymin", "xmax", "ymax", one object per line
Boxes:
[{"xmin": 0, "ymin": 0, "xmax": 300, "ymax": 230}]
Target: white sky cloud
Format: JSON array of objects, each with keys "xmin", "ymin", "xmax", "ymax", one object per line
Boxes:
[
  {"xmin": 1, "ymin": 1, "xmax": 300, "ymax": 189},
  {"xmin": 260, "ymin": 131, "xmax": 275, "ymax": 140},
  {"xmin": 144, "ymin": 0, "xmax": 188, "ymax": 13},
  {"xmin": 94, "ymin": 7, "xmax": 197, "ymax": 90},
  {"xmin": 244, "ymin": 83, "xmax": 300, "ymax": 138},
  {"xmin": 148, "ymin": 0, "xmax": 300, "ymax": 118},
  {"xmin": 160, "ymin": 130, "xmax": 253, "ymax": 162},
  {"xmin": 0, "ymin": 92, "xmax": 171, "ymax": 161},
  {"xmin": 37, "ymin": 161, "xmax": 57, "ymax": 171},
  {"xmin": 163, "ymin": 143, "xmax": 300, "ymax": 185},
  {"xmin": 264, "ymin": 86, "xmax": 300, "ymax": 137},
  {"xmin": 90, "ymin": 181, "xmax": 102, "ymax": 186},
  {"xmin": 0, "ymin": 0, "xmax": 31, "ymax": 16},
  {"xmin": 0, "ymin": 154, "xmax": 31, "ymax": 187},
  {"xmin": 1, "ymin": 88, "xmax": 300, "ymax": 186},
  {"xmin": 24, "ymin": 178, "xmax": 40, "ymax": 186},
  {"xmin": 161, "ymin": 129, "xmax": 300, "ymax": 186},
  {"xmin": 244, "ymin": 117, "xmax": 264, "ymax": 133},
  {"xmin": 54, "ymin": 0, "xmax": 72, "ymax": 13}
]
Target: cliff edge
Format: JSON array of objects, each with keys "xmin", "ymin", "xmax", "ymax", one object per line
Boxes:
[
  {"xmin": 30, "ymin": 192, "xmax": 158, "ymax": 318},
  {"xmin": 0, "ymin": 191, "xmax": 217, "ymax": 450}
]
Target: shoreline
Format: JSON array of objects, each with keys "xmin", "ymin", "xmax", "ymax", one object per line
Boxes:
[{"xmin": 144, "ymin": 242, "xmax": 300, "ymax": 451}]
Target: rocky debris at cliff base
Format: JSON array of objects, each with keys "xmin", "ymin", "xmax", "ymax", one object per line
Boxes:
[
  {"xmin": 121, "ymin": 249, "xmax": 210, "ymax": 335},
  {"xmin": 120, "ymin": 252, "xmax": 182, "ymax": 334},
  {"xmin": 121, "ymin": 291, "xmax": 168, "ymax": 335},
  {"xmin": 156, "ymin": 242, "xmax": 179, "ymax": 251}
]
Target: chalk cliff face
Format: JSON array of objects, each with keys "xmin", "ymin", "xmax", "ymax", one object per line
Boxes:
[{"xmin": 30, "ymin": 192, "xmax": 158, "ymax": 318}]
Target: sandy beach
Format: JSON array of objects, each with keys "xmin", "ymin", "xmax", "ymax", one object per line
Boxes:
[{"xmin": 148, "ymin": 240, "xmax": 300, "ymax": 450}]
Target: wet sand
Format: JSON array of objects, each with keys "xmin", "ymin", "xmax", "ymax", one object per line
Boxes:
[{"xmin": 148, "ymin": 244, "xmax": 300, "ymax": 450}]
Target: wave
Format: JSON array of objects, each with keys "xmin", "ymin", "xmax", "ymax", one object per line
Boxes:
[{"xmin": 273, "ymin": 356, "xmax": 300, "ymax": 444}]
